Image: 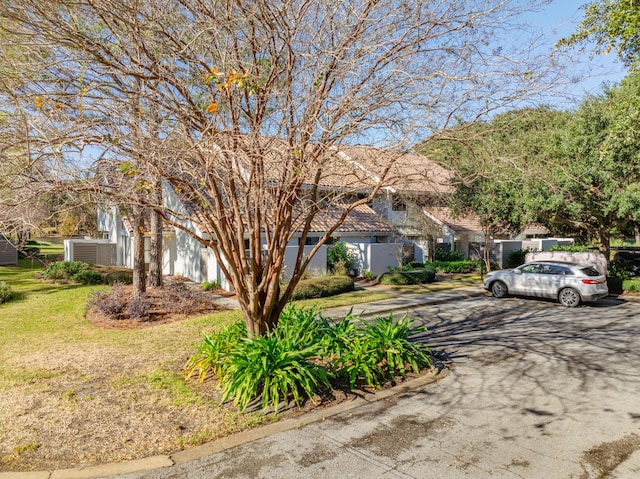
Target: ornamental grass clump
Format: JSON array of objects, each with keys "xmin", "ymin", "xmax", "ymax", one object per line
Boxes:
[
  {"xmin": 0, "ymin": 281, "xmax": 12, "ymax": 304},
  {"xmin": 220, "ymin": 333, "xmax": 329, "ymax": 412},
  {"xmin": 185, "ymin": 305, "xmax": 433, "ymax": 413}
]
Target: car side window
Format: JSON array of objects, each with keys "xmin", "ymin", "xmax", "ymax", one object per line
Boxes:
[
  {"xmin": 521, "ymin": 264, "xmax": 540, "ymax": 273},
  {"xmin": 546, "ymin": 265, "xmax": 568, "ymax": 275}
]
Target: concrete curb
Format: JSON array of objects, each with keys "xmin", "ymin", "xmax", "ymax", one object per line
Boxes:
[{"xmin": 1, "ymin": 368, "xmax": 450, "ymax": 479}]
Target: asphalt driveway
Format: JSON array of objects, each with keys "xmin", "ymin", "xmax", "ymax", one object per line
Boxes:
[{"xmin": 108, "ymin": 295, "xmax": 640, "ymax": 479}]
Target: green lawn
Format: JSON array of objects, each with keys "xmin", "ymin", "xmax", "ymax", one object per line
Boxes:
[{"xmin": 0, "ymin": 261, "xmax": 399, "ymax": 472}]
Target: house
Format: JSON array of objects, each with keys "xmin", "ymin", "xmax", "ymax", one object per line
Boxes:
[{"xmin": 68, "ymin": 175, "xmax": 401, "ymax": 290}]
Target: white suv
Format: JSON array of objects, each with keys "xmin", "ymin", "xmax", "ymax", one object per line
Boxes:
[{"xmin": 484, "ymin": 261, "xmax": 609, "ymax": 307}]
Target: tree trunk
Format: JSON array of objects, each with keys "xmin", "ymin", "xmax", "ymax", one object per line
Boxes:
[
  {"xmin": 132, "ymin": 207, "xmax": 146, "ymax": 300},
  {"xmin": 597, "ymin": 228, "xmax": 611, "ymax": 265},
  {"xmin": 147, "ymin": 188, "xmax": 163, "ymax": 288}
]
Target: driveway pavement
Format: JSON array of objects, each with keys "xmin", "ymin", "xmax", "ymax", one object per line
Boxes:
[{"xmin": 5, "ymin": 289, "xmax": 640, "ymax": 479}]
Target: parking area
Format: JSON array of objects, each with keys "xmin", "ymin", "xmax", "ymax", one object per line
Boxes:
[{"xmin": 113, "ymin": 296, "xmax": 640, "ymax": 479}]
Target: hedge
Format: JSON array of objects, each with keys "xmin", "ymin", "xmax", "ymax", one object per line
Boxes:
[
  {"xmin": 289, "ymin": 275, "xmax": 355, "ymax": 301},
  {"xmin": 379, "ymin": 268, "xmax": 436, "ymax": 285},
  {"xmin": 423, "ymin": 260, "xmax": 481, "ymax": 274}
]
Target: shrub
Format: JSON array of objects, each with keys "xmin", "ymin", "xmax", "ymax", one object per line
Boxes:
[
  {"xmin": 217, "ymin": 306, "xmax": 329, "ymax": 412},
  {"xmin": 202, "ymin": 280, "xmax": 221, "ymax": 291},
  {"xmin": 0, "ymin": 281, "xmax": 12, "ymax": 304},
  {"xmin": 128, "ymin": 296, "xmax": 152, "ymax": 319},
  {"xmin": 362, "ymin": 269, "xmax": 375, "ymax": 281},
  {"xmin": 72, "ymin": 269, "xmax": 103, "ymax": 285},
  {"xmin": 94, "ymin": 266, "xmax": 133, "ymax": 285},
  {"xmin": 186, "ymin": 305, "xmax": 434, "ymax": 413},
  {"xmin": 89, "ymin": 284, "xmax": 128, "ymax": 319},
  {"xmin": 184, "ymin": 320, "xmax": 247, "ymax": 383},
  {"xmin": 549, "ymin": 244, "xmax": 593, "ymax": 253},
  {"xmin": 289, "ymin": 275, "xmax": 354, "ymax": 301},
  {"xmin": 424, "ymin": 260, "xmax": 480, "ymax": 274},
  {"xmin": 43, "ymin": 261, "xmax": 88, "ymax": 282},
  {"xmin": 327, "ymin": 242, "xmax": 357, "ymax": 274},
  {"xmin": 434, "ymin": 249, "xmax": 465, "ymax": 262},
  {"xmin": 378, "ymin": 268, "xmax": 436, "ymax": 285},
  {"xmin": 159, "ymin": 283, "xmax": 216, "ymax": 313},
  {"xmin": 507, "ymin": 249, "xmax": 528, "ymax": 268},
  {"xmin": 378, "ymin": 271, "xmax": 412, "ymax": 285},
  {"xmin": 364, "ymin": 313, "xmax": 432, "ymax": 378},
  {"xmin": 322, "ymin": 312, "xmax": 432, "ymax": 390}
]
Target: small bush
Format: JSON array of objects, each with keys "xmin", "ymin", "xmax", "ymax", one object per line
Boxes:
[
  {"xmin": 378, "ymin": 271, "xmax": 412, "ymax": 285},
  {"xmin": 185, "ymin": 320, "xmax": 248, "ymax": 383},
  {"xmin": 378, "ymin": 268, "xmax": 436, "ymax": 285},
  {"xmin": 424, "ymin": 260, "xmax": 480, "ymax": 274},
  {"xmin": 43, "ymin": 261, "xmax": 88, "ymax": 282},
  {"xmin": 72, "ymin": 269, "xmax": 103, "ymax": 285},
  {"xmin": 434, "ymin": 249, "xmax": 465, "ymax": 262},
  {"xmin": 364, "ymin": 313, "xmax": 432, "ymax": 378},
  {"xmin": 289, "ymin": 275, "xmax": 354, "ymax": 301},
  {"xmin": 327, "ymin": 242, "xmax": 357, "ymax": 274},
  {"xmin": 128, "ymin": 296, "xmax": 152, "ymax": 319},
  {"xmin": 507, "ymin": 249, "xmax": 528, "ymax": 268},
  {"xmin": 158, "ymin": 283, "xmax": 216, "ymax": 313},
  {"xmin": 0, "ymin": 281, "xmax": 12, "ymax": 304},
  {"xmin": 89, "ymin": 284, "xmax": 128, "ymax": 319},
  {"xmin": 94, "ymin": 266, "xmax": 133, "ymax": 285},
  {"xmin": 202, "ymin": 280, "xmax": 221, "ymax": 291},
  {"xmin": 362, "ymin": 269, "xmax": 375, "ymax": 281},
  {"xmin": 549, "ymin": 244, "xmax": 592, "ymax": 253}
]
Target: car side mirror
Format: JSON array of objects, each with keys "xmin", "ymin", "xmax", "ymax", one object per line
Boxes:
[{"xmin": 513, "ymin": 269, "xmax": 522, "ymax": 275}]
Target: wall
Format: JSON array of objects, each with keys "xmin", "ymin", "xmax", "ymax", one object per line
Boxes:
[
  {"xmin": 0, "ymin": 238, "xmax": 18, "ymax": 265},
  {"xmin": 348, "ymin": 242, "xmax": 402, "ymax": 275},
  {"xmin": 282, "ymin": 245, "xmax": 327, "ymax": 281},
  {"xmin": 526, "ymin": 251, "xmax": 608, "ymax": 275}
]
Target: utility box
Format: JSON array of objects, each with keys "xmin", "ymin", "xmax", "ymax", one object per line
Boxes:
[{"xmin": 64, "ymin": 240, "xmax": 116, "ymax": 266}]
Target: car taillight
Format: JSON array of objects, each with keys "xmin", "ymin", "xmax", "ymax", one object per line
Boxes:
[{"xmin": 581, "ymin": 279, "xmax": 604, "ymax": 285}]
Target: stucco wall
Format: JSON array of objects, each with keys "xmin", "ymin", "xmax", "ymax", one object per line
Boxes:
[{"xmin": 526, "ymin": 251, "xmax": 608, "ymax": 275}]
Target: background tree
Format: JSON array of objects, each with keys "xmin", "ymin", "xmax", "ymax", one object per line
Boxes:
[
  {"xmin": 558, "ymin": 0, "xmax": 640, "ymax": 69},
  {"xmin": 1, "ymin": 0, "xmax": 561, "ymax": 335},
  {"xmin": 429, "ymin": 76, "xmax": 640, "ymax": 260}
]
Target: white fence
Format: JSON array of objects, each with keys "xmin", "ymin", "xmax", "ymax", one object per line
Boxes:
[{"xmin": 348, "ymin": 242, "xmax": 403, "ymax": 276}]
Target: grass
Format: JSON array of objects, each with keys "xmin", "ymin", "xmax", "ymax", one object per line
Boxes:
[
  {"xmin": 623, "ymin": 276, "xmax": 640, "ymax": 292},
  {"xmin": 0, "ymin": 260, "xmax": 458, "ymax": 471}
]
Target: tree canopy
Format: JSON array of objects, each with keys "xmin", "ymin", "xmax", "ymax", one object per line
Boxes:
[
  {"xmin": 0, "ymin": 0, "xmax": 559, "ymax": 334},
  {"xmin": 427, "ymin": 74, "xmax": 640, "ymax": 260},
  {"xmin": 558, "ymin": 0, "xmax": 640, "ymax": 68}
]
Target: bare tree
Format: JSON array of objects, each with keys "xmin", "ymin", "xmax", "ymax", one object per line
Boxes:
[{"xmin": 0, "ymin": 0, "xmax": 561, "ymax": 334}]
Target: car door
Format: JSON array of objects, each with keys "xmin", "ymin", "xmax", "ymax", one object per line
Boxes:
[{"xmin": 510, "ymin": 263, "xmax": 541, "ymax": 295}]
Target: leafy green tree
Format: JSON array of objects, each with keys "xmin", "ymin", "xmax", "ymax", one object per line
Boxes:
[
  {"xmin": 423, "ymin": 107, "xmax": 572, "ymax": 268},
  {"xmin": 430, "ymin": 77, "xmax": 640, "ymax": 261},
  {"xmin": 558, "ymin": 0, "xmax": 640, "ymax": 68}
]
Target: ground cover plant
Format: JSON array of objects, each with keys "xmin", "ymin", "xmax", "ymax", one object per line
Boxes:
[{"xmin": 185, "ymin": 305, "xmax": 433, "ymax": 413}]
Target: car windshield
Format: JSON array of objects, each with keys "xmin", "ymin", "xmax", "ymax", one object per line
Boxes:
[{"xmin": 580, "ymin": 267, "xmax": 601, "ymax": 277}]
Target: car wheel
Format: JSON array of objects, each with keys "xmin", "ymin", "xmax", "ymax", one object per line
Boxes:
[
  {"xmin": 491, "ymin": 281, "xmax": 508, "ymax": 298},
  {"xmin": 558, "ymin": 287, "xmax": 581, "ymax": 307}
]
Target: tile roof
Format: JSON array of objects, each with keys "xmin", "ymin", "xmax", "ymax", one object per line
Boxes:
[
  {"xmin": 338, "ymin": 146, "xmax": 454, "ymax": 195},
  {"xmin": 422, "ymin": 206, "xmax": 484, "ymax": 233}
]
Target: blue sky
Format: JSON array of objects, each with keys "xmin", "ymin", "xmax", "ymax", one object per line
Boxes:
[{"xmin": 528, "ymin": 0, "xmax": 628, "ymax": 100}]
